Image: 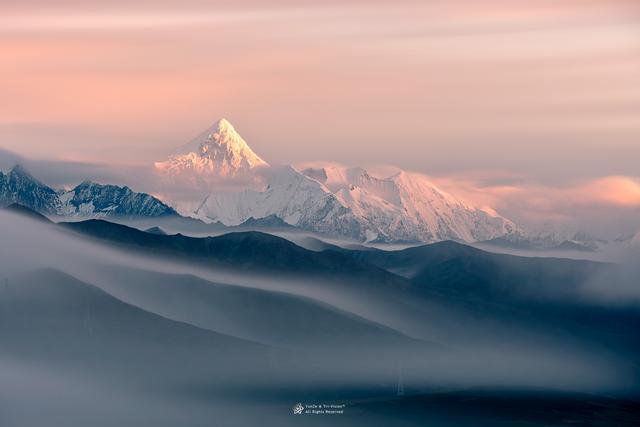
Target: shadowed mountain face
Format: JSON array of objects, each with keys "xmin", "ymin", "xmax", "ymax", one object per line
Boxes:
[
  {"xmin": 0, "ymin": 269, "xmax": 269, "ymax": 385},
  {"xmin": 345, "ymin": 240, "xmax": 606, "ymax": 292},
  {"xmin": 144, "ymin": 225, "xmax": 167, "ymax": 235},
  {"xmin": 0, "ymin": 268, "xmax": 282, "ymax": 427},
  {"xmin": 55, "ymin": 214, "xmax": 640, "ymax": 366},
  {"xmin": 343, "ymin": 241, "xmax": 640, "ymax": 353},
  {"xmin": 59, "ymin": 219, "xmax": 407, "ymax": 286},
  {"xmin": 2, "ymin": 206, "xmax": 640, "ymax": 426},
  {"xmin": 4, "ymin": 203, "xmax": 52, "ymax": 223},
  {"xmin": 236, "ymin": 214, "xmax": 294, "ymax": 230},
  {"xmin": 87, "ymin": 265, "xmax": 424, "ymax": 355}
]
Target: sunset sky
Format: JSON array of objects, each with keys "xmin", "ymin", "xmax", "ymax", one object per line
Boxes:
[{"xmin": 1, "ymin": 0, "xmax": 639, "ymax": 235}]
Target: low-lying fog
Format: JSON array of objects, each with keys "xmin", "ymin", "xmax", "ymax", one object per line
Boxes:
[{"xmin": 1, "ymin": 210, "xmax": 639, "ymax": 426}]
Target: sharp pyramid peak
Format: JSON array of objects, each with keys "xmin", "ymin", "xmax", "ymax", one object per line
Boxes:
[
  {"xmin": 204, "ymin": 118, "xmax": 245, "ymax": 146},
  {"xmin": 196, "ymin": 118, "xmax": 268, "ymax": 167},
  {"xmin": 156, "ymin": 117, "xmax": 269, "ymax": 176}
]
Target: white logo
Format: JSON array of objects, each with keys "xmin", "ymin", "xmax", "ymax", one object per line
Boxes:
[{"xmin": 292, "ymin": 403, "xmax": 304, "ymax": 415}]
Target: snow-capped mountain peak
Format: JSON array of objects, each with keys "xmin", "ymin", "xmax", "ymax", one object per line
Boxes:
[
  {"xmin": 198, "ymin": 118, "xmax": 267, "ymax": 168},
  {"xmin": 156, "ymin": 121, "xmax": 519, "ymax": 244},
  {"xmin": 155, "ymin": 118, "xmax": 268, "ymax": 179}
]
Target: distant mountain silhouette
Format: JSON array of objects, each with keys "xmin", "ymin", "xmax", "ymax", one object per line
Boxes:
[
  {"xmin": 144, "ymin": 226, "xmax": 167, "ymax": 235},
  {"xmin": 59, "ymin": 218, "xmax": 405, "ymax": 285},
  {"xmin": 0, "ymin": 164, "xmax": 177, "ymax": 219},
  {"xmin": 235, "ymin": 214, "xmax": 294, "ymax": 230},
  {"xmin": 0, "ymin": 268, "xmax": 270, "ymax": 386}
]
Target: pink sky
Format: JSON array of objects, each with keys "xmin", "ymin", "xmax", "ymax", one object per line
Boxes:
[{"xmin": 0, "ymin": 0, "xmax": 639, "ymax": 234}]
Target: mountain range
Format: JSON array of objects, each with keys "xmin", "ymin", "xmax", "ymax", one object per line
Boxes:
[
  {"xmin": 0, "ymin": 165, "xmax": 176, "ymax": 219},
  {"xmin": 2, "ymin": 118, "xmax": 637, "ymax": 248},
  {"xmin": 155, "ymin": 118, "xmax": 519, "ymax": 243},
  {"xmin": 3, "ymin": 203, "xmax": 640, "ymax": 426},
  {"xmin": 8, "ymin": 202, "xmax": 639, "ymax": 360}
]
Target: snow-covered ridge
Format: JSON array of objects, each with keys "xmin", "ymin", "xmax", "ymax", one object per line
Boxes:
[
  {"xmin": 0, "ymin": 165, "xmax": 176, "ymax": 219},
  {"xmin": 299, "ymin": 164, "xmax": 519, "ymax": 242},
  {"xmin": 161, "ymin": 118, "xmax": 520, "ymax": 243},
  {"xmin": 195, "ymin": 161, "xmax": 519, "ymax": 243}
]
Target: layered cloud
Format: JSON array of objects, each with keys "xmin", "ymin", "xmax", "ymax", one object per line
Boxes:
[
  {"xmin": 580, "ymin": 176, "xmax": 640, "ymax": 207},
  {"xmin": 433, "ymin": 172, "xmax": 640, "ymax": 237},
  {"xmin": 0, "ymin": 0, "xmax": 639, "ymax": 183}
]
